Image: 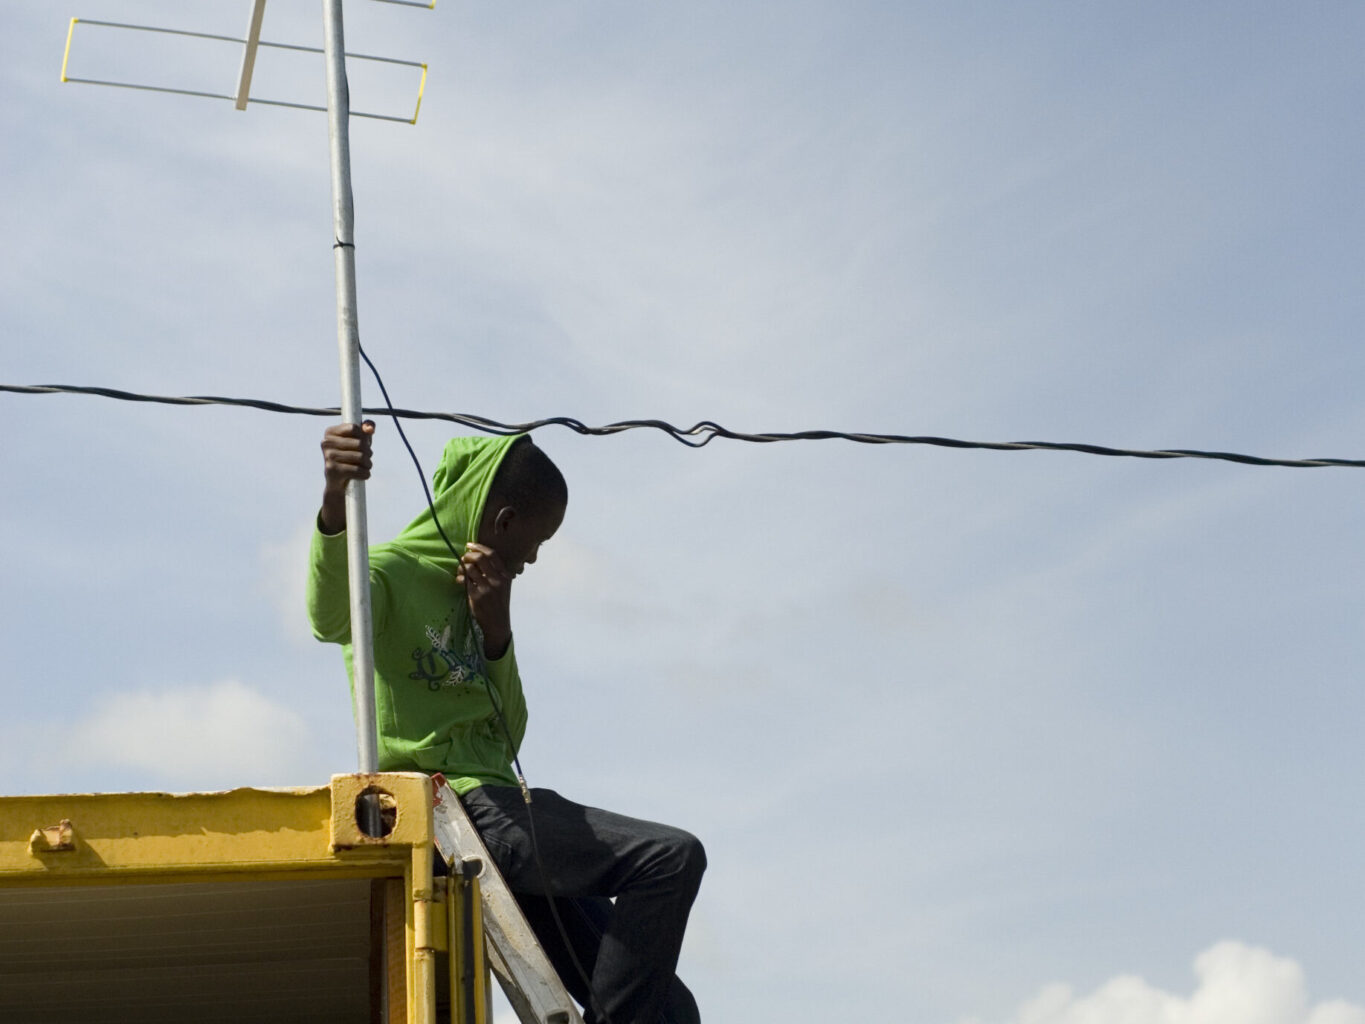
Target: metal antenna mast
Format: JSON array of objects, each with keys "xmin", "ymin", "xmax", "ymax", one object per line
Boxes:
[{"xmin": 322, "ymin": 0, "xmax": 378, "ymax": 775}]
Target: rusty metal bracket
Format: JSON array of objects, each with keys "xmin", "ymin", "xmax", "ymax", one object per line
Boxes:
[
  {"xmin": 328, "ymin": 773, "xmax": 432, "ymax": 852},
  {"xmin": 28, "ymin": 819, "xmax": 75, "ymax": 854}
]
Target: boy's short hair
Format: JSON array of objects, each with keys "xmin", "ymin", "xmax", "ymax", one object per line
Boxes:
[{"xmin": 488, "ymin": 437, "xmax": 568, "ymax": 514}]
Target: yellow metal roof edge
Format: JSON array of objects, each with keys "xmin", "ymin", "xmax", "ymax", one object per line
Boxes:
[
  {"xmin": 0, "ymin": 773, "xmax": 435, "ymax": 884},
  {"xmin": 0, "ymin": 784, "xmax": 329, "ymax": 801}
]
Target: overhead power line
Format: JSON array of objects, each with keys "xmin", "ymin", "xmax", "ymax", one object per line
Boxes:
[{"xmin": 2, "ymin": 382, "xmax": 1360, "ymax": 469}]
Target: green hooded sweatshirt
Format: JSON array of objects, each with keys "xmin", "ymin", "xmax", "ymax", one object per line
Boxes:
[{"xmin": 306, "ymin": 434, "xmax": 526, "ymax": 795}]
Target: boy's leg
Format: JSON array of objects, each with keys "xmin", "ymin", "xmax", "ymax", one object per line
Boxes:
[
  {"xmin": 517, "ymin": 895, "xmax": 700, "ymax": 1024},
  {"xmin": 658, "ymin": 976, "xmax": 701, "ymax": 1024},
  {"xmin": 460, "ymin": 786, "xmax": 705, "ymax": 1024},
  {"xmin": 515, "ymin": 893, "xmax": 611, "ymax": 1013}
]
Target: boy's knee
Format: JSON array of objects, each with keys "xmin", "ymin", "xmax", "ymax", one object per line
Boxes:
[{"xmin": 668, "ymin": 830, "xmax": 706, "ymax": 882}]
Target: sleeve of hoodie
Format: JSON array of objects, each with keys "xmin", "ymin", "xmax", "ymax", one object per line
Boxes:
[{"xmin": 306, "ymin": 526, "xmax": 391, "ymax": 644}]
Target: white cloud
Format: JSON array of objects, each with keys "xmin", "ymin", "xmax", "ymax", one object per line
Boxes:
[
  {"xmin": 70, "ymin": 679, "xmax": 321, "ymax": 790},
  {"xmin": 967, "ymin": 942, "xmax": 1365, "ymax": 1024}
]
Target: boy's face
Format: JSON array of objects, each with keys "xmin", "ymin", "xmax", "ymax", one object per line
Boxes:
[{"xmin": 482, "ymin": 499, "xmax": 566, "ymax": 577}]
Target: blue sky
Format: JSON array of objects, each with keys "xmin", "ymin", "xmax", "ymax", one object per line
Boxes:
[{"xmin": 3, "ymin": 3, "xmax": 1363, "ymax": 1022}]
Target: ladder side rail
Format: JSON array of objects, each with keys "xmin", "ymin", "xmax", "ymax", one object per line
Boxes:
[{"xmin": 431, "ymin": 777, "xmax": 582, "ymax": 1024}]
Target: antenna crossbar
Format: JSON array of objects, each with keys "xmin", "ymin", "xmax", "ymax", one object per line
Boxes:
[{"xmin": 61, "ymin": 15, "xmax": 428, "ymax": 124}]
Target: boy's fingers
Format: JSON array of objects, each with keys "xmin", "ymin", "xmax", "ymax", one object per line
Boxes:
[
  {"xmin": 466, "ymin": 552, "xmax": 509, "ymax": 577},
  {"xmin": 459, "ymin": 551, "xmax": 510, "ymax": 586},
  {"xmin": 464, "ymin": 543, "xmax": 507, "ymax": 564},
  {"xmin": 326, "ymin": 456, "xmax": 370, "ymax": 473},
  {"xmin": 323, "ymin": 422, "xmax": 375, "ymax": 444},
  {"xmin": 323, "ymin": 435, "xmax": 369, "ymax": 452}
]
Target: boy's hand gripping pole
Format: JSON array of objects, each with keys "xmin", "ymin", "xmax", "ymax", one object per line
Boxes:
[{"xmin": 323, "ymin": 0, "xmax": 379, "ymax": 776}]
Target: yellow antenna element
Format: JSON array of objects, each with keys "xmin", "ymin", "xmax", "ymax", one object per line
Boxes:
[
  {"xmin": 411, "ymin": 63, "xmax": 428, "ymax": 124},
  {"xmin": 60, "ymin": 18, "xmax": 78, "ymax": 82},
  {"xmin": 234, "ymin": 0, "xmax": 269, "ymax": 110}
]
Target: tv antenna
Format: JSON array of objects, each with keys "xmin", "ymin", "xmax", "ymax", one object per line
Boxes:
[{"xmin": 60, "ymin": 0, "xmax": 433, "ymax": 780}]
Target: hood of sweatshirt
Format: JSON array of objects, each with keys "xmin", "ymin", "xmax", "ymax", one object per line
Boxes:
[{"xmin": 390, "ymin": 434, "xmax": 523, "ymax": 576}]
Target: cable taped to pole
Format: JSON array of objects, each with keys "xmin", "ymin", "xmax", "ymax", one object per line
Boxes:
[{"xmin": 4, "ymin": 383, "xmax": 1363, "ymax": 469}]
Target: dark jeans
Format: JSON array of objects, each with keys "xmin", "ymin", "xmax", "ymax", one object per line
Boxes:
[{"xmin": 459, "ymin": 786, "xmax": 705, "ymax": 1024}]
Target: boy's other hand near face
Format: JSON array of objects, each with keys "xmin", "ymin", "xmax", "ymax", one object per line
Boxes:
[{"xmin": 458, "ymin": 542, "xmax": 513, "ymax": 659}]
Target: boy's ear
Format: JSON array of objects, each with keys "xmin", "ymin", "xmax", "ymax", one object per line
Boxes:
[{"xmin": 492, "ymin": 505, "xmax": 516, "ymax": 535}]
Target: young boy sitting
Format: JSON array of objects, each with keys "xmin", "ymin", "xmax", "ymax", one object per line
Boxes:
[{"xmin": 308, "ymin": 421, "xmax": 705, "ymax": 1024}]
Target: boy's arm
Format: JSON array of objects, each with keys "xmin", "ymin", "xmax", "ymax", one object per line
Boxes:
[
  {"xmin": 308, "ymin": 421, "xmax": 384, "ymax": 643},
  {"xmin": 307, "ymin": 528, "xmax": 357, "ymax": 642},
  {"xmin": 457, "ymin": 542, "xmax": 514, "ymax": 660},
  {"xmin": 458, "ymin": 542, "xmax": 527, "ymax": 748},
  {"xmin": 318, "ymin": 420, "xmax": 374, "ymax": 535}
]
